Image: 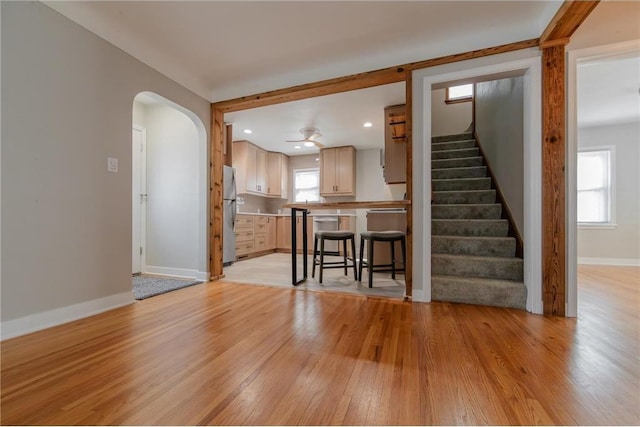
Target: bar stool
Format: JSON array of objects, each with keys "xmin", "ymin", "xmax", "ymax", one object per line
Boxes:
[
  {"xmin": 312, "ymin": 230, "xmax": 358, "ymax": 283},
  {"xmin": 359, "ymin": 231, "xmax": 406, "ymax": 288}
]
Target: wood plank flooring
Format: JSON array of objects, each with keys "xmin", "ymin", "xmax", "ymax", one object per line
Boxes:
[{"xmin": 1, "ymin": 265, "xmax": 638, "ymax": 425}]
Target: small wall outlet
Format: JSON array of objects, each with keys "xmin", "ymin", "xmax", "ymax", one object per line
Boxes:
[{"xmin": 107, "ymin": 157, "xmax": 118, "ymax": 173}]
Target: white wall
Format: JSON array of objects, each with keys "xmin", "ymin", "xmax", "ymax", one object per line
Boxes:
[
  {"xmin": 142, "ymin": 104, "xmax": 200, "ymax": 275},
  {"xmin": 475, "ymin": 76, "xmax": 525, "ymax": 235},
  {"xmin": 431, "ymin": 88, "xmax": 472, "ymax": 136},
  {"xmin": 577, "ymin": 122, "xmax": 640, "ymax": 264},
  {"xmin": 1, "ymin": 2, "xmax": 210, "ymax": 333}
]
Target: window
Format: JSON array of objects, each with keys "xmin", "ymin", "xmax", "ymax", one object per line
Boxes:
[
  {"xmin": 577, "ymin": 148, "xmax": 614, "ymax": 225},
  {"xmin": 445, "ymin": 84, "xmax": 473, "ymax": 104},
  {"xmin": 293, "ymin": 168, "xmax": 320, "ymax": 202}
]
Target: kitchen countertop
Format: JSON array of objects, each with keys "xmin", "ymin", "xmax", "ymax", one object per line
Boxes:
[
  {"xmin": 283, "ymin": 200, "xmax": 411, "ymax": 210},
  {"xmin": 236, "ymin": 212, "xmax": 357, "ymax": 217}
]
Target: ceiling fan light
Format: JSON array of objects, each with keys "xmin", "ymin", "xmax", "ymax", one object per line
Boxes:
[{"xmin": 304, "ymin": 141, "xmax": 315, "ymax": 147}]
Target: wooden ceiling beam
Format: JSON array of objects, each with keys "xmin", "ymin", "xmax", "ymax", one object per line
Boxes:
[
  {"xmin": 539, "ymin": 0, "xmax": 600, "ymax": 48},
  {"xmin": 212, "ymin": 38, "xmax": 539, "ymax": 113}
]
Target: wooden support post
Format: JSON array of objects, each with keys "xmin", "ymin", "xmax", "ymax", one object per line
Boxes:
[
  {"xmin": 210, "ymin": 108, "xmax": 224, "ymax": 279},
  {"xmin": 541, "ymin": 45, "xmax": 566, "ymax": 316}
]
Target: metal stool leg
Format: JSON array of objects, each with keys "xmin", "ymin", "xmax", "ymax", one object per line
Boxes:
[
  {"xmin": 343, "ymin": 238, "xmax": 348, "ymax": 275},
  {"xmin": 312, "ymin": 235, "xmax": 318, "ymax": 278},
  {"xmin": 351, "ymin": 236, "xmax": 357, "ymax": 281},
  {"xmin": 368, "ymin": 237, "xmax": 374, "ymax": 288},
  {"xmin": 358, "ymin": 236, "xmax": 365, "ymax": 283},
  {"xmin": 390, "ymin": 239, "xmax": 396, "ymax": 279},
  {"xmin": 319, "ymin": 237, "xmax": 325, "ymax": 283}
]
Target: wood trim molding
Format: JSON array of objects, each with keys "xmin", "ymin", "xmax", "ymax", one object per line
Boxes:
[
  {"xmin": 212, "ymin": 38, "xmax": 539, "ymax": 113},
  {"xmin": 405, "ymin": 72, "xmax": 413, "ymax": 299},
  {"xmin": 541, "ymin": 45, "xmax": 566, "ymax": 316},
  {"xmin": 540, "ymin": 1, "xmax": 600, "ymax": 47}
]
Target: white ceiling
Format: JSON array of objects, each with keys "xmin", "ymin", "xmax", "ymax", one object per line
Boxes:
[
  {"xmin": 52, "ymin": 1, "xmax": 565, "ymax": 156},
  {"xmin": 577, "ymin": 54, "xmax": 640, "ymax": 128}
]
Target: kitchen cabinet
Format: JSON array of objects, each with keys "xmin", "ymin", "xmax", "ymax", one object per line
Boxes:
[
  {"xmin": 234, "ymin": 214, "xmax": 255, "ymax": 258},
  {"xmin": 338, "ymin": 216, "xmax": 356, "ymax": 256},
  {"xmin": 266, "ymin": 216, "xmax": 277, "ymax": 249},
  {"xmin": 233, "ymin": 140, "xmax": 267, "ymax": 195},
  {"xmin": 320, "ymin": 146, "xmax": 356, "ymax": 196},
  {"xmin": 267, "ymin": 152, "xmax": 288, "ymax": 198},
  {"xmin": 254, "ymin": 216, "xmax": 269, "ymax": 252},
  {"xmin": 276, "ymin": 216, "xmax": 313, "ymax": 253},
  {"xmin": 383, "ymin": 104, "xmax": 407, "ymax": 184}
]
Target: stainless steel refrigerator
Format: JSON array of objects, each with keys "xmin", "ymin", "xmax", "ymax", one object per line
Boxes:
[{"xmin": 223, "ymin": 166, "xmax": 237, "ymax": 266}]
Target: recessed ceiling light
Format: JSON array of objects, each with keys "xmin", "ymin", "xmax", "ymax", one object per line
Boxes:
[
  {"xmin": 303, "ymin": 141, "xmax": 315, "ymax": 147},
  {"xmin": 363, "ymin": 122, "xmax": 373, "ymax": 128},
  {"xmin": 294, "ymin": 145, "xmax": 301, "ymax": 149},
  {"xmin": 243, "ymin": 129, "xmax": 252, "ymax": 134}
]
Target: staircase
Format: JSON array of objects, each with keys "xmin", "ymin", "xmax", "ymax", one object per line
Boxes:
[{"xmin": 431, "ymin": 132, "xmax": 526, "ymax": 310}]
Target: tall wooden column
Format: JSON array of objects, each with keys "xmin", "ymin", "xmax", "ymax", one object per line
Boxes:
[
  {"xmin": 210, "ymin": 108, "xmax": 224, "ymax": 279},
  {"xmin": 541, "ymin": 45, "xmax": 566, "ymax": 316}
]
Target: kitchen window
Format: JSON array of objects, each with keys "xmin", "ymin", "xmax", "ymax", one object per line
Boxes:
[
  {"xmin": 577, "ymin": 147, "xmax": 615, "ymax": 227},
  {"xmin": 293, "ymin": 168, "xmax": 320, "ymax": 203}
]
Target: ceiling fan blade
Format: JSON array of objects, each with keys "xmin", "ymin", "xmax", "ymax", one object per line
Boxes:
[
  {"xmin": 313, "ymin": 141, "xmax": 325, "ymax": 148},
  {"xmin": 285, "ymin": 139, "xmax": 306, "ymax": 143}
]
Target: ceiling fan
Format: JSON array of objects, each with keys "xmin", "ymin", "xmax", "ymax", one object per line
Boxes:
[{"xmin": 286, "ymin": 127, "xmax": 325, "ymax": 148}]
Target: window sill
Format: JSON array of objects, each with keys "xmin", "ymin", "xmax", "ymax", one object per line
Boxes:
[{"xmin": 578, "ymin": 223, "xmax": 618, "ymax": 230}]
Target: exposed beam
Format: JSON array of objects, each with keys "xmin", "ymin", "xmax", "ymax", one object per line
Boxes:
[
  {"xmin": 212, "ymin": 38, "xmax": 539, "ymax": 113},
  {"xmin": 541, "ymin": 45, "xmax": 566, "ymax": 316},
  {"xmin": 210, "ymin": 108, "xmax": 224, "ymax": 279},
  {"xmin": 540, "ymin": 0, "xmax": 600, "ymax": 47}
]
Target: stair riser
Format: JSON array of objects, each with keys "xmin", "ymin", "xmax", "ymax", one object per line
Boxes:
[
  {"xmin": 431, "ymin": 277, "xmax": 526, "ymax": 309},
  {"xmin": 432, "ymin": 255, "xmax": 523, "ymax": 281},
  {"xmin": 432, "ymin": 220, "xmax": 509, "ymax": 237},
  {"xmin": 432, "ymin": 166, "xmax": 486, "ymax": 180},
  {"xmin": 432, "ymin": 148, "xmax": 480, "ymax": 160},
  {"xmin": 432, "ymin": 237, "xmax": 515, "ymax": 257},
  {"xmin": 433, "ymin": 190, "xmax": 496, "ymax": 204},
  {"xmin": 432, "ymin": 204, "xmax": 502, "ymax": 219},
  {"xmin": 432, "ymin": 140, "xmax": 476, "ymax": 151},
  {"xmin": 432, "ymin": 157, "xmax": 483, "ymax": 169},
  {"xmin": 432, "ymin": 133, "xmax": 474, "ymax": 143},
  {"xmin": 432, "ymin": 178, "xmax": 491, "ymax": 191}
]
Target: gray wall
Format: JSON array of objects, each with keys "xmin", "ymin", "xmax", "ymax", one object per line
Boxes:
[
  {"xmin": 1, "ymin": 2, "xmax": 210, "ymax": 322},
  {"xmin": 475, "ymin": 77, "xmax": 524, "ymax": 235},
  {"xmin": 431, "ymin": 88, "xmax": 472, "ymax": 136},
  {"xmin": 577, "ymin": 122, "xmax": 640, "ymax": 262}
]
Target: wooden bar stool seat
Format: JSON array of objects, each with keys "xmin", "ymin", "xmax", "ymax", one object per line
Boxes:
[
  {"xmin": 358, "ymin": 230, "xmax": 406, "ymax": 288},
  {"xmin": 312, "ymin": 231, "xmax": 358, "ymax": 283}
]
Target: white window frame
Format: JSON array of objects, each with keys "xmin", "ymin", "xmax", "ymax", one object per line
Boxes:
[
  {"xmin": 293, "ymin": 168, "xmax": 320, "ymax": 203},
  {"xmin": 577, "ymin": 145, "xmax": 616, "ymax": 229}
]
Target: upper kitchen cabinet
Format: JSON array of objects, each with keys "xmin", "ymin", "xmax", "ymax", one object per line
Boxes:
[
  {"xmin": 383, "ymin": 104, "xmax": 407, "ymax": 184},
  {"xmin": 233, "ymin": 140, "xmax": 267, "ymax": 195},
  {"xmin": 234, "ymin": 140, "xmax": 289, "ymax": 198},
  {"xmin": 266, "ymin": 152, "xmax": 288, "ymax": 198},
  {"xmin": 320, "ymin": 146, "xmax": 356, "ymax": 197}
]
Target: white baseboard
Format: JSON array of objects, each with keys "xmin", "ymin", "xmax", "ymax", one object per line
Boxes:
[
  {"xmin": 578, "ymin": 257, "xmax": 640, "ymax": 267},
  {"xmin": 196, "ymin": 271, "xmax": 210, "ymax": 281},
  {"xmin": 412, "ymin": 289, "xmax": 430, "ymax": 303},
  {"xmin": 1, "ymin": 291, "xmax": 134, "ymax": 341},
  {"xmin": 144, "ymin": 265, "xmax": 200, "ymax": 279}
]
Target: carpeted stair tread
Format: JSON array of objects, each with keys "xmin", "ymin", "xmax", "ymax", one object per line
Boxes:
[
  {"xmin": 432, "ymin": 166, "xmax": 487, "ymax": 179},
  {"xmin": 432, "ymin": 235, "xmax": 516, "ymax": 257},
  {"xmin": 432, "ymin": 177, "xmax": 491, "ymax": 191},
  {"xmin": 432, "ymin": 253, "xmax": 523, "ymax": 281},
  {"xmin": 431, "ymin": 140, "xmax": 477, "ymax": 151},
  {"xmin": 432, "ymin": 203, "xmax": 502, "ymax": 219},
  {"xmin": 432, "ymin": 219, "xmax": 509, "ymax": 237},
  {"xmin": 432, "ymin": 133, "xmax": 474, "ymax": 143},
  {"xmin": 432, "ymin": 147, "xmax": 480, "ymax": 160},
  {"xmin": 431, "ymin": 275, "xmax": 526, "ymax": 309},
  {"xmin": 433, "ymin": 189, "xmax": 496, "ymax": 204},
  {"xmin": 432, "ymin": 156, "xmax": 483, "ymax": 169}
]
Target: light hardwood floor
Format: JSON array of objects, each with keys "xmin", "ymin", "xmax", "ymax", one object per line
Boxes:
[{"xmin": 1, "ymin": 265, "xmax": 638, "ymax": 425}]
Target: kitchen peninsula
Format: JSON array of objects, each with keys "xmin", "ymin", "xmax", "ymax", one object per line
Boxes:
[{"xmin": 283, "ymin": 200, "xmax": 411, "ymax": 287}]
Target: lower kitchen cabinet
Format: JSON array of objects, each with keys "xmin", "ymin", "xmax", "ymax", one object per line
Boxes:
[{"xmin": 276, "ymin": 216, "xmax": 313, "ymax": 253}]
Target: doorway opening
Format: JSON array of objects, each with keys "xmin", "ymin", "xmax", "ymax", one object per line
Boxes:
[{"xmin": 131, "ymin": 91, "xmax": 209, "ymax": 298}]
